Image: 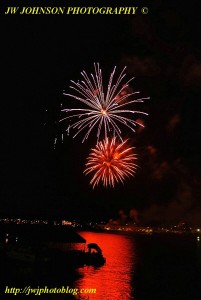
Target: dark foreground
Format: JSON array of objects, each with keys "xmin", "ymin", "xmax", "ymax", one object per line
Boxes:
[{"xmin": 1, "ymin": 229, "xmax": 201, "ymax": 299}]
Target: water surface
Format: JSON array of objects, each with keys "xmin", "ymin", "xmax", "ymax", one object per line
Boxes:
[{"xmin": 77, "ymin": 232, "xmax": 201, "ymax": 300}]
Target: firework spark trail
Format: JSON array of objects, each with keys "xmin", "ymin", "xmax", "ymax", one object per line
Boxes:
[
  {"xmin": 84, "ymin": 138, "xmax": 138, "ymax": 188},
  {"xmin": 61, "ymin": 63, "xmax": 149, "ymax": 142}
]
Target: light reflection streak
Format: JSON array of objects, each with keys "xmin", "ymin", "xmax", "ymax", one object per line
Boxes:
[{"xmin": 76, "ymin": 232, "xmax": 136, "ymax": 300}]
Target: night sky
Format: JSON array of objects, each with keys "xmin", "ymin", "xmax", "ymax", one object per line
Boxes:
[{"xmin": 1, "ymin": 1, "xmax": 201, "ymax": 225}]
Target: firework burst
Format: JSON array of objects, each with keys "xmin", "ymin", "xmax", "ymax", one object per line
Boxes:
[
  {"xmin": 61, "ymin": 63, "xmax": 149, "ymax": 142},
  {"xmin": 84, "ymin": 138, "xmax": 138, "ymax": 188}
]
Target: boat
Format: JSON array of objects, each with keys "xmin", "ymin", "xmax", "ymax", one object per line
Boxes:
[
  {"xmin": 0, "ymin": 224, "xmax": 106, "ymax": 268},
  {"xmin": 85, "ymin": 243, "xmax": 106, "ymax": 266}
]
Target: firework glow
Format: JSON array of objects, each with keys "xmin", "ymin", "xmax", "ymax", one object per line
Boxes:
[
  {"xmin": 84, "ymin": 138, "xmax": 138, "ymax": 188},
  {"xmin": 61, "ymin": 63, "xmax": 149, "ymax": 142}
]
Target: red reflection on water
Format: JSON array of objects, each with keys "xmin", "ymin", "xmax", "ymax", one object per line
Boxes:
[{"xmin": 77, "ymin": 232, "xmax": 136, "ymax": 300}]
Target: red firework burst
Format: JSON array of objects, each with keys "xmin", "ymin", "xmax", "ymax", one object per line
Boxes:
[{"xmin": 84, "ymin": 138, "xmax": 138, "ymax": 188}]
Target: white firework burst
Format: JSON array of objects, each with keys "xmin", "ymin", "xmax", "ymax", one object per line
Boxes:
[{"xmin": 61, "ymin": 63, "xmax": 149, "ymax": 142}]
